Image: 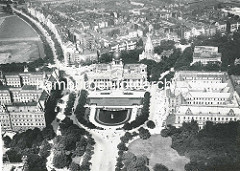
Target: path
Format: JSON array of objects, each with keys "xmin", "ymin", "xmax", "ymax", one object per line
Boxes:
[
  {"xmin": 149, "ymin": 84, "xmax": 169, "ymax": 134},
  {"xmin": 71, "ymin": 93, "xmax": 126, "ymax": 171}
]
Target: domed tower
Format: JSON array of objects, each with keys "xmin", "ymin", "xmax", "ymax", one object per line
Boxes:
[{"xmin": 112, "ymin": 48, "xmax": 122, "ymax": 65}]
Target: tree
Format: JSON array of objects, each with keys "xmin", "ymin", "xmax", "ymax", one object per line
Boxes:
[
  {"xmin": 3, "ymin": 136, "xmax": 11, "ymax": 148},
  {"xmin": 180, "ymin": 38, "xmax": 188, "ymax": 45},
  {"xmin": 153, "ymin": 164, "xmax": 169, "ymax": 171},
  {"xmin": 64, "ymin": 92, "xmax": 76, "ymax": 116},
  {"xmin": 6, "ymin": 148, "xmax": 22, "ymax": 162},
  {"xmin": 136, "ymin": 38, "xmax": 144, "ymax": 47},
  {"xmin": 122, "ymin": 152, "xmax": 150, "ymax": 171},
  {"xmin": 53, "ymin": 152, "xmax": 69, "ymax": 169},
  {"xmin": 147, "ymin": 120, "xmax": 156, "ymax": 129},
  {"xmin": 117, "ymin": 142, "xmax": 128, "ymax": 151},
  {"xmin": 42, "ymin": 125, "xmax": 56, "ymax": 140},
  {"xmin": 69, "ymin": 162, "xmax": 81, "ymax": 171},
  {"xmin": 138, "ymin": 127, "xmax": 151, "ymax": 140},
  {"xmin": 39, "ymin": 140, "xmax": 51, "ymax": 158},
  {"xmin": 27, "ymin": 154, "xmax": 47, "ymax": 171}
]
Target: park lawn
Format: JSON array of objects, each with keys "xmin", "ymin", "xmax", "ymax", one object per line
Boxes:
[{"xmin": 128, "ymin": 134, "xmax": 190, "ymax": 171}]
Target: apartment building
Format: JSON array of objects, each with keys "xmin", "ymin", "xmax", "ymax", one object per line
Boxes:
[{"xmin": 0, "ymin": 102, "xmax": 45, "ymax": 131}]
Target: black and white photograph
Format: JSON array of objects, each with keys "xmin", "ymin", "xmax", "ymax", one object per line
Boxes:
[{"xmin": 1, "ymin": 0, "xmax": 240, "ymax": 171}]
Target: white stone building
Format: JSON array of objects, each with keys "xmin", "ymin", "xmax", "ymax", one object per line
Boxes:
[
  {"xmin": 168, "ymin": 71, "xmax": 240, "ymax": 129},
  {"xmin": 0, "ymin": 102, "xmax": 45, "ymax": 131},
  {"xmin": 86, "ymin": 52, "xmax": 147, "ymax": 91}
]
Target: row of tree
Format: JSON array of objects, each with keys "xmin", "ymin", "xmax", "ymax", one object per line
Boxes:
[
  {"xmin": 52, "ymin": 117, "xmax": 95, "ymax": 170},
  {"xmin": 40, "ymin": 23, "xmax": 65, "ymax": 62},
  {"xmin": 44, "ymin": 90, "xmax": 62, "ymax": 126},
  {"xmin": 64, "ymin": 92, "xmax": 76, "ymax": 116},
  {"xmin": 115, "ymin": 129, "xmax": 152, "ymax": 171},
  {"xmin": 4, "ymin": 125, "xmax": 56, "ymax": 170},
  {"xmin": 123, "ymin": 92, "xmax": 150, "ymax": 130},
  {"xmin": 16, "ymin": 12, "xmax": 55, "ymax": 64},
  {"xmin": 74, "ymin": 90, "xmax": 101, "ymax": 129},
  {"xmin": 21, "ymin": 8, "xmax": 64, "ymax": 63}
]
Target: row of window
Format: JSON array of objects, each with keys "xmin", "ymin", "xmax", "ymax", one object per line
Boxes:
[
  {"xmin": 178, "ymin": 116, "xmax": 238, "ymax": 122},
  {"xmin": 12, "ymin": 123, "xmax": 45, "ymax": 126},
  {"xmin": 13, "ymin": 94, "xmax": 40, "ymax": 96},
  {"xmin": 187, "ymin": 101, "xmax": 225, "ymax": 105},
  {"xmin": 189, "ymin": 97, "xmax": 226, "ymax": 101},
  {"xmin": 0, "ymin": 119, "xmax": 9, "ymax": 122},
  {"xmin": 183, "ymin": 76, "xmax": 222, "ymax": 80},
  {"xmin": 11, "ymin": 114, "xmax": 43, "ymax": 117},
  {"xmin": 1, "ymin": 124, "xmax": 10, "ymax": 126},
  {"xmin": 6, "ymin": 78, "xmax": 20, "ymax": 81},
  {"xmin": 189, "ymin": 81, "xmax": 222, "ymax": 84},
  {"xmin": 11, "ymin": 119, "xmax": 44, "ymax": 122},
  {"xmin": 0, "ymin": 94, "xmax": 10, "ymax": 96},
  {"xmin": 0, "ymin": 97, "xmax": 10, "ymax": 99}
]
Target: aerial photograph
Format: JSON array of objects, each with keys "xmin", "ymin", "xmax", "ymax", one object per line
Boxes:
[{"xmin": 0, "ymin": 0, "xmax": 240, "ymax": 171}]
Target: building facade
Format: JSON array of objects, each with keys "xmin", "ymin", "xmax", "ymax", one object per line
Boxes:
[
  {"xmin": 0, "ymin": 88, "xmax": 11, "ymax": 105},
  {"xmin": 0, "ymin": 69, "xmax": 59, "ymax": 132},
  {"xmin": 191, "ymin": 46, "xmax": 222, "ymax": 65},
  {"xmin": 86, "ymin": 52, "xmax": 147, "ymax": 91},
  {"xmin": 0, "ymin": 102, "xmax": 45, "ymax": 131},
  {"xmin": 168, "ymin": 71, "xmax": 240, "ymax": 129}
]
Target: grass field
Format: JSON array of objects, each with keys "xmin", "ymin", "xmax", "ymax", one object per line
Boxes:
[
  {"xmin": 128, "ymin": 135, "xmax": 190, "ymax": 171},
  {"xmin": 0, "ymin": 41, "xmax": 44, "ymax": 63},
  {"xmin": 0, "ymin": 15, "xmax": 44, "ymax": 63},
  {"xmin": 0, "ymin": 15, "xmax": 38, "ymax": 39}
]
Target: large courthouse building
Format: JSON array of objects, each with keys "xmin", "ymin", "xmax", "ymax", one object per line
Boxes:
[
  {"xmin": 169, "ymin": 71, "xmax": 240, "ymax": 129},
  {"xmin": 87, "ymin": 52, "xmax": 148, "ymax": 91}
]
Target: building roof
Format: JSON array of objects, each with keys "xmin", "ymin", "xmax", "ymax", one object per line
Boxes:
[
  {"xmin": 21, "ymin": 85, "xmax": 38, "ymax": 90},
  {"xmin": 193, "ymin": 46, "xmax": 222, "ymax": 59},
  {"xmin": 39, "ymin": 91, "xmax": 49, "ymax": 101},
  {"xmin": 7, "ymin": 101, "xmax": 38, "ymax": 107}
]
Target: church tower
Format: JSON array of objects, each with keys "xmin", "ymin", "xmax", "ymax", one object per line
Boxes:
[
  {"xmin": 144, "ymin": 33, "xmax": 154, "ymax": 58},
  {"xmin": 139, "ymin": 33, "xmax": 156, "ymax": 61},
  {"xmin": 24, "ymin": 66, "xmax": 29, "ymax": 72}
]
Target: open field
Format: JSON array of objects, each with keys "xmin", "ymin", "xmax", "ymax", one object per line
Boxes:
[
  {"xmin": 0, "ymin": 41, "xmax": 44, "ymax": 64},
  {"xmin": 128, "ymin": 135, "xmax": 190, "ymax": 171},
  {"xmin": 0, "ymin": 15, "xmax": 44, "ymax": 63},
  {"xmin": 0, "ymin": 15, "xmax": 38, "ymax": 39}
]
